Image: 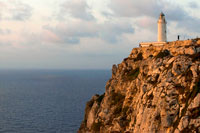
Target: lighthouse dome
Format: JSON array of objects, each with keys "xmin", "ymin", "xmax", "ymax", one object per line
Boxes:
[{"xmin": 160, "ymin": 12, "xmax": 165, "ymax": 16}]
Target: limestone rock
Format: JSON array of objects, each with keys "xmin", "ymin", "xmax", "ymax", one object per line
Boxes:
[{"xmin": 78, "ymin": 39, "xmax": 200, "ymax": 133}]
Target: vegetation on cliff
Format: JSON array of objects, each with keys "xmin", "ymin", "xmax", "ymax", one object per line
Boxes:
[{"xmin": 79, "ymin": 39, "xmax": 200, "ymax": 133}]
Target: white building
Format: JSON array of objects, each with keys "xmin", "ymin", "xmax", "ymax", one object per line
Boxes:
[
  {"xmin": 140, "ymin": 12, "xmax": 167, "ymax": 47},
  {"xmin": 158, "ymin": 12, "xmax": 167, "ymax": 42}
]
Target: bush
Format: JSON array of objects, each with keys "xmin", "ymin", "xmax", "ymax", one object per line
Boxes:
[
  {"xmin": 184, "ymin": 69, "xmax": 193, "ymax": 82},
  {"xmin": 175, "ymin": 84, "xmax": 185, "ymax": 94},
  {"xmin": 126, "ymin": 67, "xmax": 140, "ymax": 81},
  {"xmin": 96, "ymin": 93, "xmax": 105, "ymax": 105},
  {"xmin": 155, "ymin": 50, "xmax": 170, "ymax": 58},
  {"xmin": 147, "ymin": 93, "xmax": 154, "ymax": 100},
  {"xmin": 191, "ymin": 53, "xmax": 200, "ymax": 61},
  {"xmin": 113, "ymin": 103, "xmax": 123, "ymax": 115},
  {"xmin": 87, "ymin": 100, "xmax": 94, "ymax": 108},
  {"xmin": 190, "ymin": 107, "xmax": 200, "ymax": 119},
  {"xmin": 111, "ymin": 92, "xmax": 125, "ymax": 105},
  {"xmin": 149, "ymin": 55, "xmax": 153, "ymax": 58},
  {"xmin": 111, "ymin": 93, "xmax": 125, "ymax": 117},
  {"xmin": 190, "ymin": 80, "xmax": 200, "ymax": 100},
  {"xmin": 122, "ymin": 106, "xmax": 129, "ymax": 115},
  {"xmin": 91, "ymin": 121, "xmax": 102, "ymax": 132},
  {"xmin": 134, "ymin": 53, "xmax": 143, "ymax": 61}
]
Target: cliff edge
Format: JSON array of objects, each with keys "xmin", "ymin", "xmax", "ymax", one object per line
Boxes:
[{"xmin": 79, "ymin": 39, "xmax": 200, "ymax": 133}]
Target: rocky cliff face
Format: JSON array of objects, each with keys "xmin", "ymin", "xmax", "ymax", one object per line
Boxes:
[{"xmin": 79, "ymin": 39, "xmax": 200, "ymax": 133}]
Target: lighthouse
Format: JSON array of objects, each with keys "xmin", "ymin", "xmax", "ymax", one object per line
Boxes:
[
  {"xmin": 139, "ymin": 12, "xmax": 168, "ymax": 47},
  {"xmin": 157, "ymin": 12, "xmax": 167, "ymax": 42}
]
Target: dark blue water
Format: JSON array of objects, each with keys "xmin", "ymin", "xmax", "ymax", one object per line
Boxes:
[{"xmin": 0, "ymin": 70, "xmax": 110, "ymax": 133}]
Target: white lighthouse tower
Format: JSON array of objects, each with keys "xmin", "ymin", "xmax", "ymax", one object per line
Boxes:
[
  {"xmin": 139, "ymin": 12, "xmax": 168, "ymax": 47},
  {"xmin": 157, "ymin": 12, "xmax": 167, "ymax": 42}
]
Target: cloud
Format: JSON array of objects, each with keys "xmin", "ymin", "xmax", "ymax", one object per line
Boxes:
[
  {"xmin": 0, "ymin": 0, "xmax": 33, "ymax": 21},
  {"xmin": 109, "ymin": 0, "xmax": 160, "ymax": 18},
  {"xmin": 10, "ymin": 1, "xmax": 33, "ymax": 21},
  {"xmin": 42, "ymin": 20, "xmax": 134, "ymax": 45},
  {"xmin": 188, "ymin": 2, "xmax": 199, "ymax": 8},
  {"xmin": 109, "ymin": 0, "xmax": 190, "ymax": 21},
  {"xmin": 43, "ymin": 20, "xmax": 98, "ymax": 44},
  {"xmin": 135, "ymin": 16, "xmax": 157, "ymax": 33},
  {"xmin": 108, "ymin": 0, "xmax": 200, "ymax": 36},
  {"xmin": 59, "ymin": 0, "xmax": 94, "ymax": 21},
  {"xmin": 98, "ymin": 21, "xmax": 134, "ymax": 43},
  {"xmin": 178, "ymin": 17, "xmax": 200, "ymax": 33},
  {"xmin": 0, "ymin": 28, "xmax": 11, "ymax": 35},
  {"xmin": 161, "ymin": 3, "xmax": 189, "ymax": 21}
]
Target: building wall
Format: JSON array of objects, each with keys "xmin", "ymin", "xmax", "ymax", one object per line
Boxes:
[
  {"xmin": 140, "ymin": 13, "xmax": 168, "ymax": 47},
  {"xmin": 140, "ymin": 42, "xmax": 167, "ymax": 47},
  {"xmin": 158, "ymin": 18, "xmax": 167, "ymax": 42}
]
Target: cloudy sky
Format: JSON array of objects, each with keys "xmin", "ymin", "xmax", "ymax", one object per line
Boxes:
[{"xmin": 0, "ymin": 0, "xmax": 199, "ymax": 69}]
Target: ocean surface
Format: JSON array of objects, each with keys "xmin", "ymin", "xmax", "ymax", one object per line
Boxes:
[{"xmin": 0, "ymin": 69, "xmax": 111, "ymax": 133}]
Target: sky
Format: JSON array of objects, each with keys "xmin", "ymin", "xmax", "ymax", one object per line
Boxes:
[{"xmin": 0, "ymin": 0, "xmax": 200, "ymax": 69}]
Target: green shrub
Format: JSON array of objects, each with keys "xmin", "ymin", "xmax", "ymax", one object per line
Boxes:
[
  {"xmin": 96, "ymin": 93, "xmax": 105, "ymax": 105},
  {"xmin": 91, "ymin": 121, "xmax": 102, "ymax": 132},
  {"xmin": 147, "ymin": 93, "xmax": 154, "ymax": 100},
  {"xmin": 175, "ymin": 84, "xmax": 185, "ymax": 94},
  {"xmin": 122, "ymin": 106, "xmax": 129, "ymax": 115},
  {"xmin": 149, "ymin": 55, "xmax": 153, "ymax": 58},
  {"xmin": 184, "ymin": 69, "xmax": 193, "ymax": 82},
  {"xmin": 87, "ymin": 100, "xmax": 94, "ymax": 108},
  {"xmin": 155, "ymin": 50, "xmax": 170, "ymax": 58},
  {"xmin": 111, "ymin": 93, "xmax": 126, "ymax": 117},
  {"xmin": 113, "ymin": 103, "xmax": 123, "ymax": 115},
  {"xmin": 134, "ymin": 53, "xmax": 143, "ymax": 61},
  {"xmin": 126, "ymin": 68, "xmax": 140, "ymax": 81},
  {"xmin": 113, "ymin": 105, "xmax": 130, "ymax": 119},
  {"xmin": 191, "ymin": 53, "xmax": 200, "ymax": 61},
  {"xmin": 190, "ymin": 107, "xmax": 200, "ymax": 119},
  {"xmin": 155, "ymin": 114, "xmax": 161, "ymax": 122},
  {"xmin": 190, "ymin": 80, "xmax": 200, "ymax": 101},
  {"xmin": 111, "ymin": 92, "xmax": 125, "ymax": 105}
]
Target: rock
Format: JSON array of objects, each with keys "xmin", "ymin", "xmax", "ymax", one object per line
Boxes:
[
  {"xmin": 188, "ymin": 93, "xmax": 200, "ymax": 109},
  {"xmin": 78, "ymin": 39, "xmax": 200, "ymax": 133},
  {"xmin": 196, "ymin": 40, "xmax": 200, "ymax": 45},
  {"xmin": 196, "ymin": 47, "xmax": 200, "ymax": 53},
  {"xmin": 185, "ymin": 47, "xmax": 196, "ymax": 55},
  {"xmin": 112, "ymin": 64, "xmax": 118, "ymax": 78},
  {"xmin": 178, "ymin": 116, "xmax": 189, "ymax": 131}
]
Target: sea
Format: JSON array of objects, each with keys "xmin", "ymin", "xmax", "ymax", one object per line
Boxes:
[{"xmin": 0, "ymin": 69, "xmax": 111, "ymax": 133}]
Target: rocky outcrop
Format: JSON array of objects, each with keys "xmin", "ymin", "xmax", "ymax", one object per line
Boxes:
[{"xmin": 79, "ymin": 38, "xmax": 200, "ymax": 133}]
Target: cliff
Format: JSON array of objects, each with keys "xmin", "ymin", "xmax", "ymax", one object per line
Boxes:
[{"xmin": 78, "ymin": 39, "xmax": 200, "ymax": 133}]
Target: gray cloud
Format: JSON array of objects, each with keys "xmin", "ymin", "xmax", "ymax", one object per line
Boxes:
[
  {"xmin": 0, "ymin": 29, "xmax": 11, "ymax": 35},
  {"xmin": 188, "ymin": 2, "xmax": 199, "ymax": 8},
  {"xmin": 43, "ymin": 21, "xmax": 98, "ymax": 44},
  {"xmin": 161, "ymin": 3, "xmax": 189, "ymax": 21},
  {"xmin": 109, "ymin": 0, "xmax": 160, "ymax": 18},
  {"xmin": 109, "ymin": 0, "xmax": 189, "ymax": 21},
  {"xmin": 43, "ymin": 20, "xmax": 134, "ymax": 44},
  {"xmin": 60, "ymin": 0, "xmax": 94, "ymax": 21},
  {"xmin": 178, "ymin": 17, "xmax": 200, "ymax": 33},
  {"xmin": 108, "ymin": 0, "xmax": 200, "ymax": 34},
  {"xmin": 0, "ymin": 0, "xmax": 33, "ymax": 21},
  {"xmin": 99, "ymin": 21, "xmax": 134, "ymax": 43},
  {"xmin": 10, "ymin": 2, "xmax": 33, "ymax": 21}
]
